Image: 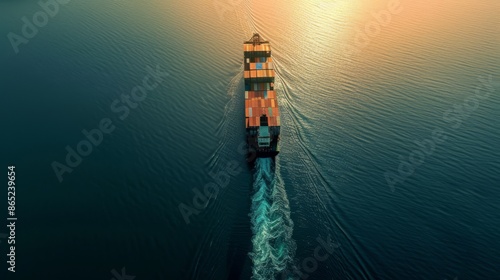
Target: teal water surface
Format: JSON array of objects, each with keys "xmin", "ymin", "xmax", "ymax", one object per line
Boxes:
[{"xmin": 1, "ymin": 0, "xmax": 499, "ymax": 279}]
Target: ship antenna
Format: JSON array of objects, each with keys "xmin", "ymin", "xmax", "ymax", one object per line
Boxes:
[{"xmin": 253, "ymin": 33, "xmax": 260, "ymax": 45}]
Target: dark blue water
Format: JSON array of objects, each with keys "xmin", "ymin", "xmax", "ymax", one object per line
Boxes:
[{"xmin": 1, "ymin": 0, "xmax": 499, "ymax": 279}]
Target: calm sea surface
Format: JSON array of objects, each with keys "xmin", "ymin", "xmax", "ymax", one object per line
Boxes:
[{"xmin": 1, "ymin": 0, "xmax": 499, "ymax": 279}]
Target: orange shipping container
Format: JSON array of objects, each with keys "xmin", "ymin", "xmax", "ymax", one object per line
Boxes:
[
  {"xmin": 273, "ymin": 107, "xmax": 280, "ymax": 117},
  {"xmin": 257, "ymin": 107, "xmax": 264, "ymax": 116},
  {"xmin": 269, "ymin": 117, "xmax": 275, "ymax": 126}
]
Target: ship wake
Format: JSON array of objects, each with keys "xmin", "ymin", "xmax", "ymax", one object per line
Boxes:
[{"xmin": 250, "ymin": 158, "xmax": 296, "ymax": 280}]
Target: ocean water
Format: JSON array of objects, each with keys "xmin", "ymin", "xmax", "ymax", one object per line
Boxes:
[{"xmin": 1, "ymin": 0, "xmax": 499, "ymax": 279}]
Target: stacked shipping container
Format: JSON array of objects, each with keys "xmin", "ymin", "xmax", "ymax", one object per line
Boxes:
[{"xmin": 243, "ymin": 33, "xmax": 280, "ymax": 157}]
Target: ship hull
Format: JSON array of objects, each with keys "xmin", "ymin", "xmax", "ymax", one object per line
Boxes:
[
  {"xmin": 247, "ymin": 139, "xmax": 279, "ymax": 159},
  {"xmin": 243, "ymin": 34, "xmax": 280, "ymax": 160}
]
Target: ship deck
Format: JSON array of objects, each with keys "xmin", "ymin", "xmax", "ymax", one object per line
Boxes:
[{"xmin": 243, "ymin": 33, "xmax": 280, "ymax": 159}]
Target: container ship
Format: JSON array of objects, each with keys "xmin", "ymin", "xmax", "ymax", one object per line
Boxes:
[{"xmin": 244, "ymin": 33, "xmax": 280, "ymax": 158}]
